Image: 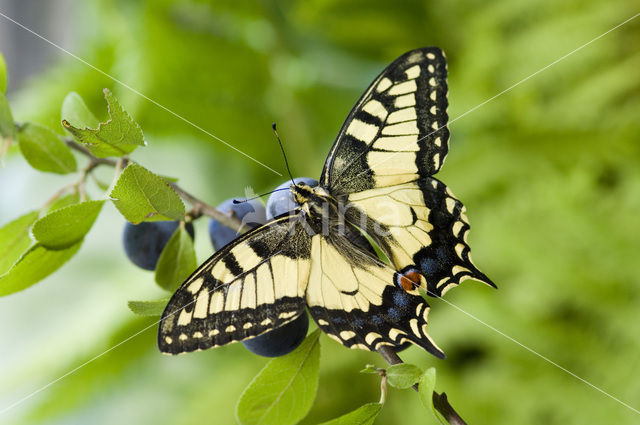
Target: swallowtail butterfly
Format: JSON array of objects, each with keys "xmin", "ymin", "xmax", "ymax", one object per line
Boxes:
[{"xmin": 158, "ymin": 48, "xmax": 495, "ymax": 358}]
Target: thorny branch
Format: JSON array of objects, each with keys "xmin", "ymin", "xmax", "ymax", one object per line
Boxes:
[
  {"xmin": 64, "ymin": 139, "xmax": 245, "ymax": 231},
  {"xmin": 377, "ymin": 346, "xmax": 468, "ymax": 425}
]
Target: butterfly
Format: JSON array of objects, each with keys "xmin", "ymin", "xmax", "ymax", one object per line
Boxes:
[{"xmin": 158, "ymin": 47, "xmax": 495, "ymax": 359}]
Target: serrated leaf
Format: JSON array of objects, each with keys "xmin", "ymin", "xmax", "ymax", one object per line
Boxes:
[
  {"xmin": 61, "ymin": 92, "xmax": 100, "ymax": 129},
  {"xmin": 110, "ymin": 163, "xmax": 185, "ymax": 223},
  {"xmin": 0, "ymin": 92, "xmax": 15, "ymax": 141},
  {"xmin": 32, "ymin": 201, "xmax": 104, "ymax": 249},
  {"xmin": 46, "ymin": 192, "xmax": 81, "ymax": 213},
  {"xmin": 318, "ymin": 403, "xmax": 383, "ymax": 425},
  {"xmin": 154, "ymin": 224, "xmax": 197, "ymax": 291},
  {"xmin": 17, "ymin": 123, "xmax": 77, "ymax": 174},
  {"xmin": 62, "ymin": 88, "xmax": 144, "ymax": 158},
  {"xmin": 0, "ymin": 242, "xmax": 82, "ymax": 296},
  {"xmin": 0, "ymin": 211, "xmax": 38, "ymax": 275},
  {"xmin": 31, "ymin": 201, "xmax": 104, "ymax": 249},
  {"xmin": 386, "ymin": 363, "xmax": 424, "ymax": 389},
  {"xmin": 128, "ymin": 299, "xmax": 168, "ymax": 316},
  {"xmin": 236, "ymin": 329, "xmax": 321, "ymax": 425},
  {"xmin": 418, "ymin": 368, "xmax": 437, "ymax": 413},
  {"xmin": 0, "ymin": 52, "xmax": 7, "ymax": 93}
]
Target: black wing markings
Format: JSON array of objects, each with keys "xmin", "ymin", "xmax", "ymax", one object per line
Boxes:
[
  {"xmin": 158, "ymin": 215, "xmax": 311, "ymax": 354},
  {"xmin": 321, "ymin": 47, "xmax": 450, "ymax": 196}
]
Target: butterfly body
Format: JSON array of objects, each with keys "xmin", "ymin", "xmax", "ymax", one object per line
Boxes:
[{"xmin": 159, "ymin": 47, "xmax": 494, "ymax": 359}]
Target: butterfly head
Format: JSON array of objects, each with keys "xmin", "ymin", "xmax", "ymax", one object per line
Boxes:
[{"xmin": 291, "ymin": 183, "xmax": 332, "ymax": 217}]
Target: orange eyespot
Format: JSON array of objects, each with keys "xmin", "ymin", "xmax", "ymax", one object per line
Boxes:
[{"xmin": 399, "ymin": 270, "xmax": 422, "ymax": 291}]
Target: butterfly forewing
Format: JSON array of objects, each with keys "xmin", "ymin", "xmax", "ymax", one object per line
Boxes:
[
  {"xmin": 321, "ymin": 47, "xmax": 449, "ymax": 195},
  {"xmin": 158, "ymin": 215, "xmax": 312, "ymax": 354}
]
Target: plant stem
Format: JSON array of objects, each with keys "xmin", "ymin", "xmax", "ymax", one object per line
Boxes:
[
  {"xmin": 64, "ymin": 139, "xmax": 244, "ymax": 231},
  {"xmin": 169, "ymin": 182, "xmax": 245, "ymax": 231},
  {"xmin": 376, "ymin": 346, "xmax": 468, "ymax": 425}
]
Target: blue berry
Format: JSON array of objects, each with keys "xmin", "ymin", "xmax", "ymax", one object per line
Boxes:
[
  {"xmin": 242, "ymin": 313, "xmax": 309, "ymax": 357},
  {"xmin": 266, "ymin": 177, "xmax": 318, "ymax": 219},
  {"xmin": 123, "ymin": 221, "xmax": 194, "ymax": 271},
  {"xmin": 208, "ymin": 198, "xmax": 266, "ymax": 250}
]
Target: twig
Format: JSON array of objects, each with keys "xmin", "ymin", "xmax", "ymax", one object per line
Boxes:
[
  {"xmin": 377, "ymin": 346, "xmax": 468, "ymax": 425},
  {"xmin": 65, "ymin": 138, "xmax": 245, "ymax": 232},
  {"xmin": 432, "ymin": 392, "xmax": 467, "ymax": 425},
  {"xmin": 379, "ymin": 371, "xmax": 388, "ymax": 404},
  {"xmin": 65, "ymin": 140, "xmax": 117, "ymax": 167},
  {"xmin": 169, "ymin": 183, "xmax": 244, "ymax": 231}
]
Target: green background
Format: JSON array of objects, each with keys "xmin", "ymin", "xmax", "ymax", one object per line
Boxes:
[{"xmin": 1, "ymin": 0, "xmax": 639, "ymax": 424}]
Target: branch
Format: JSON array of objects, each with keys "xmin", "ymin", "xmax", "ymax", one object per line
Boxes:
[
  {"xmin": 432, "ymin": 392, "xmax": 467, "ymax": 425},
  {"xmin": 377, "ymin": 346, "xmax": 468, "ymax": 425},
  {"xmin": 169, "ymin": 182, "xmax": 245, "ymax": 231},
  {"xmin": 65, "ymin": 139, "xmax": 245, "ymax": 232}
]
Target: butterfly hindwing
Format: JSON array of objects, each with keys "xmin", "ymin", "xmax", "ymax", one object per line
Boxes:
[
  {"xmin": 347, "ymin": 177, "xmax": 495, "ymax": 297},
  {"xmin": 158, "ymin": 215, "xmax": 312, "ymax": 354},
  {"xmin": 321, "ymin": 47, "xmax": 449, "ymax": 195},
  {"xmin": 306, "ymin": 234, "xmax": 445, "ymax": 358}
]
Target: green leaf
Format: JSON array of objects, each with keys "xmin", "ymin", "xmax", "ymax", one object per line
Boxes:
[
  {"xmin": 17, "ymin": 123, "xmax": 77, "ymax": 174},
  {"xmin": 110, "ymin": 163, "xmax": 185, "ymax": 223},
  {"xmin": 62, "ymin": 88, "xmax": 144, "ymax": 158},
  {"xmin": 46, "ymin": 192, "xmax": 81, "ymax": 213},
  {"xmin": 32, "ymin": 201, "xmax": 104, "ymax": 249},
  {"xmin": 418, "ymin": 368, "xmax": 437, "ymax": 413},
  {"xmin": 0, "ymin": 211, "xmax": 38, "ymax": 275},
  {"xmin": 0, "ymin": 92, "xmax": 15, "ymax": 141},
  {"xmin": 386, "ymin": 363, "xmax": 424, "ymax": 389},
  {"xmin": 154, "ymin": 224, "xmax": 197, "ymax": 291},
  {"xmin": 61, "ymin": 92, "xmax": 100, "ymax": 129},
  {"xmin": 127, "ymin": 299, "xmax": 168, "ymax": 316},
  {"xmin": 236, "ymin": 329, "xmax": 321, "ymax": 425},
  {"xmin": 0, "ymin": 242, "xmax": 82, "ymax": 296},
  {"xmin": 317, "ymin": 403, "xmax": 383, "ymax": 425},
  {"xmin": 0, "ymin": 52, "xmax": 7, "ymax": 93}
]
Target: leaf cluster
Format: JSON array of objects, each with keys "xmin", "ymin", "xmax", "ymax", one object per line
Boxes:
[{"xmin": 0, "ymin": 63, "xmax": 194, "ymax": 297}]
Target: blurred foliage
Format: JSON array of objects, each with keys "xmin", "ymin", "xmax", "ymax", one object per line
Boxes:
[{"xmin": 1, "ymin": 0, "xmax": 640, "ymax": 424}]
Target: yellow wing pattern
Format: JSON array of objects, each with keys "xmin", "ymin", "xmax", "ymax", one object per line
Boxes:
[
  {"xmin": 347, "ymin": 177, "xmax": 494, "ymax": 297},
  {"xmin": 306, "ymin": 235, "xmax": 445, "ymax": 358},
  {"xmin": 158, "ymin": 216, "xmax": 311, "ymax": 354},
  {"xmin": 321, "ymin": 47, "xmax": 449, "ymax": 195}
]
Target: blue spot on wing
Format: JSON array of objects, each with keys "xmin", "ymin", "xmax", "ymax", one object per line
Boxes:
[
  {"xmin": 420, "ymin": 257, "xmax": 439, "ymax": 274},
  {"xmin": 393, "ymin": 290, "xmax": 411, "ymax": 308},
  {"xmin": 387, "ymin": 308, "xmax": 402, "ymax": 322}
]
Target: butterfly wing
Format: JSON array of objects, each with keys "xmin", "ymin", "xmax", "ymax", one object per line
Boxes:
[
  {"xmin": 346, "ymin": 178, "xmax": 494, "ymax": 297},
  {"xmin": 321, "ymin": 47, "xmax": 493, "ymax": 296},
  {"xmin": 320, "ymin": 47, "xmax": 449, "ymax": 194},
  {"xmin": 158, "ymin": 214, "xmax": 312, "ymax": 354},
  {"xmin": 306, "ymin": 233, "xmax": 445, "ymax": 358}
]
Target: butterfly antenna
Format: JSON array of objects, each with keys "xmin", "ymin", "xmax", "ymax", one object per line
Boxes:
[
  {"xmin": 272, "ymin": 123, "xmax": 296, "ymax": 186},
  {"xmin": 233, "ymin": 187, "xmax": 290, "ymax": 204}
]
